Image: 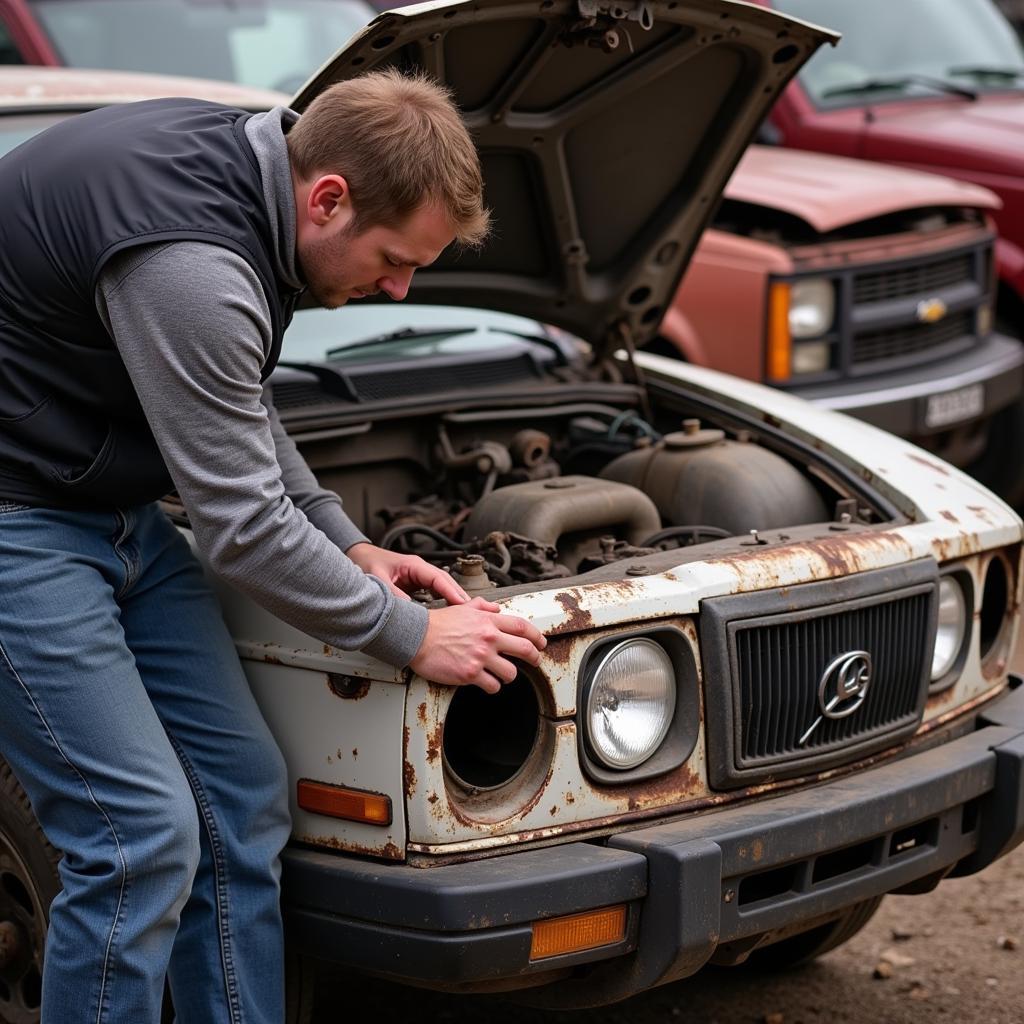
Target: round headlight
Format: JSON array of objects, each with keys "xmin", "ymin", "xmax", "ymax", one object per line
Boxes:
[
  {"xmin": 584, "ymin": 639, "xmax": 676, "ymax": 769},
  {"xmin": 932, "ymin": 575, "xmax": 967, "ymax": 681},
  {"xmin": 789, "ymin": 278, "xmax": 835, "ymax": 339}
]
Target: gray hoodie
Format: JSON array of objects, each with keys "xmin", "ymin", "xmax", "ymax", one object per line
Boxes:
[{"xmin": 94, "ymin": 107, "xmax": 428, "ymax": 667}]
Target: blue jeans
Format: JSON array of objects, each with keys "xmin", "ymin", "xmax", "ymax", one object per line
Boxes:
[{"xmin": 0, "ymin": 502, "xmax": 291, "ymax": 1023}]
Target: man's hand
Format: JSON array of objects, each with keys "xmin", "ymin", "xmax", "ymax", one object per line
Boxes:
[
  {"xmin": 347, "ymin": 542, "xmax": 490, "ymax": 608},
  {"xmin": 409, "ymin": 597, "xmax": 547, "ymax": 693}
]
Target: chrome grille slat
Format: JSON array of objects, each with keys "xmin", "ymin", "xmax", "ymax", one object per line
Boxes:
[{"xmin": 853, "ymin": 253, "xmax": 973, "ymax": 304}]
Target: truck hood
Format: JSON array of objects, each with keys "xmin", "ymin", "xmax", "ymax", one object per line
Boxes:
[
  {"xmin": 727, "ymin": 144, "xmax": 1000, "ymax": 233},
  {"xmin": 863, "ymin": 94, "xmax": 1024, "ymax": 176},
  {"xmin": 291, "ymin": 0, "xmax": 837, "ymax": 352}
]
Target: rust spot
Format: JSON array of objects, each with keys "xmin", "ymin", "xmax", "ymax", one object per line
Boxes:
[
  {"xmin": 565, "ymin": 792, "xmax": 575, "ymax": 804},
  {"xmin": 404, "ymin": 760, "xmax": 417, "ymax": 795},
  {"xmin": 551, "ymin": 590, "xmax": 594, "ymax": 635},
  {"xmin": 263, "ymin": 653, "xmax": 282, "ymax": 666},
  {"xmin": 751, "ymin": 839, "xmax": 764, "ymax": 862},
  {"xmin": 295, "ymin": 835, "xmax": 404, "ymax": 861},
  {"xmin": 417, "ymin": 701, "xmax": 428, "ymax": 726},
  {"xmin": 428, "ymin": 791, "xmax": 439, "ymax": 804},
  {"xmin": 323, "ymin": 644, "xmax": 332, "ymax": 655},
  {"xmin": 352, "ymin": 748, "xmax": 358, "ymax": 758},
  {"xmin": 544, "ymin": 635, "xmax": 574, "ymax": 667},
  {"xmin": 427, "ymin": 721, "xmax": 443, "ymax": 765},
  {"xmin": 763, "ymin": 413, "xmax": 782, "ymax": 428},
  {"xmin": 550, "ymin": 805, "xmax": 558, "ymax": 816},
  {"xmin": 326, "ymin": 755, "xmax": 333, "ymax": 764},
  {"xmin": 908, "ymin": 453, "xmax": 950, "ymax": 477},
  {"xmin": 967, "ymin": 505, "xmax": 997, "ymax": 526},
  {"xmin": 327, "ymin": 673, "xmax": 371, "ymax": 700},
  {"xmin": 940, "ymin": 510, "xmax": 959, "ymax": 524}
]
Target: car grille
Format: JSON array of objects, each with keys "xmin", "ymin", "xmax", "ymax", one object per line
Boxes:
[
  {"xmin": 700, "ymin": 561, "xmax": 937, "ymax": 788},
  {"xmin": 851, "ymin": 310, "xmax": 974, "ymax": 366},
  {"xmin": 852, "ymin": 252, "xmax": 974, "ymax": 305},
  {"xmin": 735, "ymin": 592, "xmax": 931, "ymax": 763}
]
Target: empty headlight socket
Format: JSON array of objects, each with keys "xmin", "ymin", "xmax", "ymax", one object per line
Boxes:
[
  {"xmin": 931, "ymin": 564, "xmax": 974, "ymax": 694},
  {"xmin": 979, "ymin": 549, "xmax": 1015, "ymax": 669},
  {"xmin": 576, "ymin": 625, "xmax": 700, "ymax": 785}
]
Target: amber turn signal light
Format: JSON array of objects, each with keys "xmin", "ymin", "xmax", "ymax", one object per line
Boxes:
[
  {"xmin": 530, "ymin": 905, "xmax": 628, "ymax": 961},
  {"xmin": 766, "ymin": 281, "xmax": 792, "ymax": 382},
  {"xmin": 297, "ymin": 779, "xmax": 392, "ymax": 826}
]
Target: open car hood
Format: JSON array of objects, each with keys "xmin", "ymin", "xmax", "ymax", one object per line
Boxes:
[{"xmin": 292, "ymin": 0, "xmax": 837, "ymax": 354}]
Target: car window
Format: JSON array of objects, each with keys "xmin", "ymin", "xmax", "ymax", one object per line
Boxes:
[
  {"xmin": 777, "ymin": 0, "xmax": 1024, "ymax": 106},
  {"xmin": 27, "ymin": 0, "xmax": 373, "ymax": 92},
  {"xmin": 0, "ymin": 19, "xmax": 24, "ymax": 64}
]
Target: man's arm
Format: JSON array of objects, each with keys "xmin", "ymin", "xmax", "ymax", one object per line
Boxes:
[{"xmin": 96, "ymin": 241, "xmax": 544, "ymax": 686}]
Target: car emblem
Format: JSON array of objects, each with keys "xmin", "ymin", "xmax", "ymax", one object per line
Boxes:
[
  {"xmin": 798, "ymin": 650, "xmax": 873, "ymax": 746},
  {"xmin": 916, "ymin": 297, "xmax": 947, "ymax": 323}
]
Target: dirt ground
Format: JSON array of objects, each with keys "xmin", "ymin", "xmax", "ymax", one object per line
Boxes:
[{"xmin": 313, "ymin": 652, "xmax": 1024, "ymax": 1024}]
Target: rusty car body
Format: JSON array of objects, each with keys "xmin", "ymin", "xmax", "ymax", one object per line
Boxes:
[{"xmin": 209, "ymin": 0, "xmax": 1024, "ymax": 1008}]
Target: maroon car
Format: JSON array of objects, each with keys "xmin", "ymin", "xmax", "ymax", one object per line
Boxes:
[{"xmin": 759, "ymin": 0, "xmax": 1024, "ymax": 329}]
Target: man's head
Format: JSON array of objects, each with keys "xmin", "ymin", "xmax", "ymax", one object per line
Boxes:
[{"xmin": 287, "ymin": 68, "xmax": 489, "ymax": 308}]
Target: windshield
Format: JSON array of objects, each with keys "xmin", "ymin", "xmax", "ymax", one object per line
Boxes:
[
  {"xmin": 778, "ymin": 0, "xmax": 1024, "ymax": 107},
  {"xmin": 28, "ymin": 0, "xmax": 374, "ymax": 93},
  {"xmin": 282, "ymin": 305, "xmax": 555, "ymax": 364},
  {"xmin": 0, "ymin": 113, "xmax": 69, "ymax": 158}
]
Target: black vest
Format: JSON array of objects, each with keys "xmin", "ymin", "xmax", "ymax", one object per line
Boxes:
[{"xmin": 0, "ymin": 98, "xmax": 298, "ymax": 509}]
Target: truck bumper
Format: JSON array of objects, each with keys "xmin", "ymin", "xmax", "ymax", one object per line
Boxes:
[
  {"xmin": 792, "ymin": 333, "xmax": 1024, "ymax": 441},
  {"xmin": 281, "ymin": 679, "xmax": 1024, "ymax": 1004}
]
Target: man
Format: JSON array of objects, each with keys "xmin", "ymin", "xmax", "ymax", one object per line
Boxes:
[{"xmin": 0, "ymin": 69, "xmax": 546, "ymax": 1023}]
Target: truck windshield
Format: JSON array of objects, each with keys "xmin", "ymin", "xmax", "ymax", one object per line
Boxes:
[
  {"xmin": 777, "ymin": 0, "xmax": 1024, "ymax": 107},
  {"xmin": 27, "ymin": 0, "xmax": 373, "ymax": 93}
]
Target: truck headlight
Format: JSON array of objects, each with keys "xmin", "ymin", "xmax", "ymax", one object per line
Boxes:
[
  {"xmin": 932, "ymin": 575, "xmax": 967, "ymax": 681},
  {"xmin": 584, "ymin": 638, "xmax": 676, "ymax": 769},
  {"xmin": 789, "ymin": 278, "xmax": 835, "ymax": 338}
]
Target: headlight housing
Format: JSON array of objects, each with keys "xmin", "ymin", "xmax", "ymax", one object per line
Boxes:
[
  {"xmin": 932, "ymin": 574, "xmax": 968, "ymax": 681},
  {"xmin": 789, "ymin": 278, "xmax": 835, "ymax": 339},
  {"xmin": 584, "ymin": 638, "xmax": 676, "ymax": 770}
]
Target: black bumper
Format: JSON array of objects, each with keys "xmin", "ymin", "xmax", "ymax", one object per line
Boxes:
[
  {"xmin": 792, "ymin": 333, "xmax": 1024, "ymax": 439},
  {"xmin": 282, "ymin": 679, "xmax": 1024, "ymax": 1003}
]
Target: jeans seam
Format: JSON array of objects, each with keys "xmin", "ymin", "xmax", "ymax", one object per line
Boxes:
[
  {"xmin": 168, "ymin": 734, "xmax": 244, "ymax": 1024},
  {"xmin": 0, "ymin": 638, "xmax": 131, "ymax": 1024}
]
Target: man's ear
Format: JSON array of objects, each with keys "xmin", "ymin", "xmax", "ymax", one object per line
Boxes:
[{"xmin": 307, "ymin": 174, "xmax": 353, "ymax": 229}]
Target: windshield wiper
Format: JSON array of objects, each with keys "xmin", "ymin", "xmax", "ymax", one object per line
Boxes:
[
  {"xmin": 947, "ymin": 64, "xmax": 1024, "ymax": 80},
  {"xmin": 325, "ymin": 326, "xmax": 475, "ymax": 359},
  {"xmin": 821, "ymin": 74, "xmax": 978, "ymax": 101}
]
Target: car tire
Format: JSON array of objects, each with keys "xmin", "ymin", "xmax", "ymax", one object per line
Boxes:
[
  {"xmin": 742, "ymin": 896, "xmax": 884, "ymax": 971},
  {"xmin": 0, "ymin": 758, "xmax": 59, "ymax": 1024}
]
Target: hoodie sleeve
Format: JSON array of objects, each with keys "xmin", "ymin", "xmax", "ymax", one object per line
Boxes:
[{"xmin": 95, "ymin": 240, "xmax": 428, "ymax": 668}]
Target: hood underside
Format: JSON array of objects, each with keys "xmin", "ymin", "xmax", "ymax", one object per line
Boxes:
[{"xmin": 292, "ymin": 0, "xmax": 837, "ymax": 351}]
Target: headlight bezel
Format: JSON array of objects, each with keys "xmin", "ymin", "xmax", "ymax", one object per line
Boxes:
[
  {"xmin": 789, "ymin": 277, "xmax": 836, "ymax": 340},
  {"xmin": 930, "ymin": 567, "xmax": 973, "ymax": 691},
  {"xmin": 577, "ymin": 627, "xmax": 699, "ymax": 785}
]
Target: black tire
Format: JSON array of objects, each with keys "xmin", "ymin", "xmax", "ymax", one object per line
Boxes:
[
  {"xmin": 285, "ymin": 950, "xmax": 318, "ymax": 1024},
  {"xmin": 0, "ymin": 759, "xmax": 60, "ymax": 1024},
  {"xmin": 743, "ymin": 896, "xmax": 884, "ymax": 971}
]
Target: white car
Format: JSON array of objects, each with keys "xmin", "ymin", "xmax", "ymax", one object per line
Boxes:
[{"xmin": 0, "ymin": 1, "xmax": 1022, "ymax": 1021}]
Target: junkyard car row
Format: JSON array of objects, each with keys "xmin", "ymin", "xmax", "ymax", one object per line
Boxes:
[{"xmin": 0, "ymin": 1, "xmax": 1022, "ymax": 1022}]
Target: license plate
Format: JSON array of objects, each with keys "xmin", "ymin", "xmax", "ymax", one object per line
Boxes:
[{"xmin": 924, "ymin": 383, "xmax": 984, "ymax": 429}]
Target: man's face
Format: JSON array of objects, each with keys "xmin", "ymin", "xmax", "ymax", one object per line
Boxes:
[{"xmin": 297, "ymin": 196, "xmax": 456, "ymax": 310}]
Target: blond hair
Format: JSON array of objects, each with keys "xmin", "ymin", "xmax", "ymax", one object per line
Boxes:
[{"xmin": 287, "ymin": 69, "xmax": 490, "ymax": 247}]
